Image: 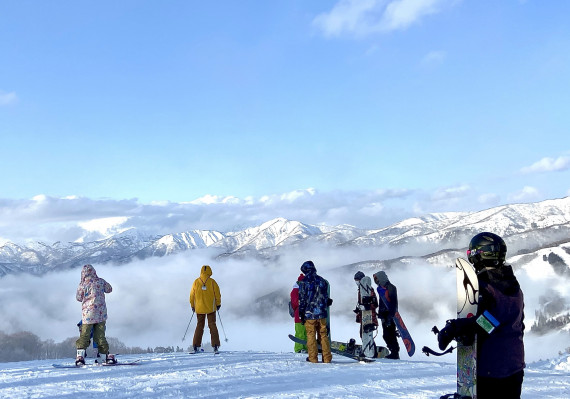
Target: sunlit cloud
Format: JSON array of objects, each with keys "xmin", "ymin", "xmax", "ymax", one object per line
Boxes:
[
  {"xmin": 521, "ymin": 156, "xmax": 570, "ymax": 174},
  {"xmin": 509, "ymin": 186, "xmax": 540, "ymax": 202}
]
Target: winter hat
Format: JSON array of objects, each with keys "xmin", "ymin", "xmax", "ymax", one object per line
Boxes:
[
  {"xmin": 301, "ymin": 260, "xmax": 316, "ymax": 274},
  {"xmin": 373, "ymin": 271, "xmax": 389, "ymax": 286},
  {"xmin": 297, "ymin": 273, "xmax": 305, "ymax": 281},
  {"xmin": 354, "ymin": 271, "xmax": 365, "ymax": 281}
]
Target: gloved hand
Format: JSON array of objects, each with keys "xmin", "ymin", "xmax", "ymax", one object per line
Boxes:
[
  {"xmin": 217, "ymin": 305, "xmax": 221, "ymax": 311},
  {"xmin": 327, "ymin": 298, "xmax": 333, "ymax": 306},
  {"xmin": 300, "ymin": 315, "xmax": 306, "ymax": 325},
  {"xmin": 353, "ymin": 306, "xmax": 360, "ymax": 314},
  {"xmin": 437, "ymin": 320, "xmax": 458, "ymax": 350},
  {"xmin": 192, "ymin": 308, "xmax": 195, "ymax": 313},
  {"xmin": 437, "ymin": 318, "xmax": 475, "ymax": 349},
  {"xmin": 377, "ymin": 310, "xmax": 389, "ymax": 319}
]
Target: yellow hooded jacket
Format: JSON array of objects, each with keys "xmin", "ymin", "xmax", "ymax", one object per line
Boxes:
[{"xmin": 189, "ymin": 265, "xmax": 221, "ymax": 314}]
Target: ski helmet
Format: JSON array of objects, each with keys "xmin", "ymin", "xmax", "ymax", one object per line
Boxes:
[
  {"xmin": 467, "ymin": 232, "xmax": 507, "ymax": 268},
  {"xmin": 301, "ymin": 260, "xmax": 316, "ymax": 274}
]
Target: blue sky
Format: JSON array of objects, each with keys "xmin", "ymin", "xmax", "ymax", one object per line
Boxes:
[{"xmin": 1, "ymin": 0, "xmax": 569, "ymax": 242}]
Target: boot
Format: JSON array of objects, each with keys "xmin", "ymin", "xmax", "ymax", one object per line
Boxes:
[
  {"xmin": 75, "ymin": 349, "xmax": 86, "ymax": 366},
  {"xmin": 192, "ymin": 346, "xmax": 202, "ymax": 354},
  {"xmin": 105, "ymin": 354, "xmax": 117, "ymax": 364},
  {"xmin": 213, "ymin": 346, "xmax": 219, "ymax": 354},
  {"xmin": 386, "ymin": 350, "xmax": 400, "ymax": 360}
]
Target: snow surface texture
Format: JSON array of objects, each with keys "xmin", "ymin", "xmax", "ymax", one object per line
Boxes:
[{"xmin": 1, "ymin": 351, "xmax": 569, "ymax": 398}]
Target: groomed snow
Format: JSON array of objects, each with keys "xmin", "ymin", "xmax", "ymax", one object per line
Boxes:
[{"xmin": 1, "ymin": 351, "xmax": 569, "ymax": 398}]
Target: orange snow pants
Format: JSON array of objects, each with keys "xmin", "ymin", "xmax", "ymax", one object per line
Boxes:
[{"xmin": 305, "ymin": 319, "xmax": 332, "ymax": 363}]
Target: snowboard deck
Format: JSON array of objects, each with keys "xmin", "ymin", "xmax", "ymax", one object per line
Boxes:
[
  {"xmin": 52, "ymin": 359, "xmax": 141, "ymax": 368},
  {"xmin": 378, "ymin": 287, "xmax": 416, "ymax": 357},
  {"xmin": 288, "ymin": 334, "xmax": 388, "ymax": 362},
  {"xmin": 455, "ymin": 257, "xmax": 479, "ymax": 399}
]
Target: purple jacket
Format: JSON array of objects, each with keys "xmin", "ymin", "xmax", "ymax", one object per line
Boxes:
[{"xmin": 477, "ymin": 265, "xmax": 525, "ymax": 378}]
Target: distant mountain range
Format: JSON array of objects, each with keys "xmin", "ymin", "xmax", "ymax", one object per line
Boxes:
[
  {"xmin": 1, "ymin": 197, "xmax": 569, "ymax": 277},
  {"xmin": 2, "ymin": 196, "xmax": 570, "ymax": 334}
]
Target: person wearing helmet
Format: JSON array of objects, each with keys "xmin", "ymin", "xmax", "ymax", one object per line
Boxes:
[
  {"xmin": 438, "ymin": 232, "xmax": 525, "ymax": 399},
  {"xmin": 298, "ymin": 260, "xmax": 333, "ymax": 363}
]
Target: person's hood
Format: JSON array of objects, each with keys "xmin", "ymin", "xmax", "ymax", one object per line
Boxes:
[
  {"xmin": 200, "ymin": 265, "xmax": 213, "ymax": 280},
  {"xmin": 81, "ymin": 264, "xmax": 97, "ymax": 282},
  {"xmin": 373, "ymin": 271, "xmax": 389, "ymax": 286}
]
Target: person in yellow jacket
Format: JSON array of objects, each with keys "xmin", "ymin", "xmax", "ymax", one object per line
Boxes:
[{"xmin": 189, "ymin": 265, "xmax": 222, "ymax": 353}]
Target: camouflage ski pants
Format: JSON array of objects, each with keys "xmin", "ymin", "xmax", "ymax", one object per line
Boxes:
[
  {"xmin": 193, "ymin": 312, "xmax": 221, "ymax": 348},
  {"xmin": 76, "ymin": 321, "xmax": 109, "ymax": 355},
  {"xmin": 305, "ymin": 319, "xmax": 332, "ymax": 363}
]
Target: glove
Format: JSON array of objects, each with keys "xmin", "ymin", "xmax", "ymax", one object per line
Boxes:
[
  {"xmin": 300, "ymin": 315, "xmax": 306, "ymax": 325},
  {"xmin": 327, "ymin": 298, "xmax": 333, "ymax": 306},
  {"xmin": 437, "ymin": 320, "xmax": 458, "ymax": 350},
  {"xmin": 353, "ymin": 307, "xmax": 360, "ymax": 314},
  {"xmin": 437, "ymin": 318, "xmax": 475, "ymax": 350},
  {"xmin": 192, "ymin": 308, "xmax": 195, "ymax": 313},
  {"xmin": 377, "ymin": 310, "xmax": 389, "ymax": 319},
  {"xmin": 217, "ymin": 305, "xmax": 221, "ymax": 311}
]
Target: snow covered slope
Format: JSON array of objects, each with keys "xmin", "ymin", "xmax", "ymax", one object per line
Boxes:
[{"xmin": 0, "ymin": 351, "xmax": 569, "ymax": 398}]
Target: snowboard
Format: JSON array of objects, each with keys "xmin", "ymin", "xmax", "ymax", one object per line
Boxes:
[
  {"xmin": 455, "ymin": 257, "xmax": 479, "ymax": 399},
  {"xmin": 377, "ymin": 286, "xmax": 416, "ymax": 357},
  {"xmin": 288, "ymin": 334, "xmax": 388, "ymax": 362},
  {"xmin": 52, "ymin": 359, "xmax": 141, "ymax": 368}
]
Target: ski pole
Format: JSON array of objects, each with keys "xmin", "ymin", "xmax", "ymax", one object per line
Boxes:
[
  {"xmin": 182, "ymin": 310, "xmax": 195, "ymax": 342},
  {"xmin": 217, "ymin": 309, "xmax": 228, "ymax": 342}
]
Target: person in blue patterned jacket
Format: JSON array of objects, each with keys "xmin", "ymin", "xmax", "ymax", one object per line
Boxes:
[{"xmin": 298, "ymin": 260, "xmax": 333, "ymax": 363}]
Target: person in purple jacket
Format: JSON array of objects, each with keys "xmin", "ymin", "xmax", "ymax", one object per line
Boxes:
[{"xmin": 438, "ymin": 232, "xmax": 525, "ymax": 399}]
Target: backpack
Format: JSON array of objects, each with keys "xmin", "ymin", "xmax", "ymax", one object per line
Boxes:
[{"xmin": 288, "ymin": 301, "xmax": 295, "ymax": 318}]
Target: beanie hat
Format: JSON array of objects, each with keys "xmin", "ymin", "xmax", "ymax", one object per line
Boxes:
[{"xmin": 354, "ymin": 271, "xmax": 365, "ymax": 281}]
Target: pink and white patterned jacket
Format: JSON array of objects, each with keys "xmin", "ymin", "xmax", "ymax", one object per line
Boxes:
[{"xmin": 76, "ymin": 264, "xmax": 112, "ymax": 324}]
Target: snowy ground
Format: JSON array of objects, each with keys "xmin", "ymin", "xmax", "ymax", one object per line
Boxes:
[{"xmin": 1, "ymin": 351, "xmax": 569, "ymax": 398}]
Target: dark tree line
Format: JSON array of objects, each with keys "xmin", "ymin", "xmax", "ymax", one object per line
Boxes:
[{"xmin": 0, "ymin": 330, "xmax": 187, "ymax": 363}]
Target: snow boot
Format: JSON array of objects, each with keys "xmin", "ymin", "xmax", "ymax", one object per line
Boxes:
[
  {"xmin": 192, "ymin": 346, "xmax": 202, "ymax": 354},
  {"xmin": 75, "ymin": 349, "xmax": 86, "ymax": 366},
  {"xmin": 386, "ymin": 350, "xmax": 400, "ymax": 360},
  {"xmin": 213, "ymin": 346, "xmax": 219, "ymax": 354},
  {"xmin": 105, "ymin": 354, "xmax": 117, "ymax": 364}
]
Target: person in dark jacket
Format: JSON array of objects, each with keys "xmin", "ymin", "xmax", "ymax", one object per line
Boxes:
[
  {"xmin": 373, "ymin": 270, "xmax": 400, "ymax": 359},
  {"xmin": 290, "ymin": 273, "xmax": 307, "ymax": 353},
  {"xmin": 438, "ymin": 232, "xmax": 525, "ymax": 399},
  {"xmin": 298, "ymin": 260, "xmax": 332, "ymax": 363}
]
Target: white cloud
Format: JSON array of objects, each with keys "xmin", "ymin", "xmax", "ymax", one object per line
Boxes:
[
  {"xmin": 431, "ymin": 184, "xmax": 471, "ymax": 201},
  {"xmin": 0, "ymin": 90, "xmax": 18, "ymax": 106},
  {"xmin": 509, "ymin": 186, "xmax": 540, "ymax": 202},
  {"xmin": 313, "ymin": 0, "xmax": 455, "ymax": 37},
  {"xmin": 420, "ymin": 50, "xmax": 446, "ymax": 66},
  {"xmin": 521, "ymin": 156, "xmax": 570, "ymax": 174},
  {"xmin": 478, "ymin": 193, "xmax": 501, "ymax": 206}
]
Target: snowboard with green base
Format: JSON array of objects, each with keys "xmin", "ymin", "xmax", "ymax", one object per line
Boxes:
[{"xmin": 288, "ymin": 334, "xmax": 389, "ymax": 362}]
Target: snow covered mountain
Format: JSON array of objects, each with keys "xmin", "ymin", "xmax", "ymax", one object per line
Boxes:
[{"xmin": 1, "ymin": 197, "xmax": 569, "ymax": 277}]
